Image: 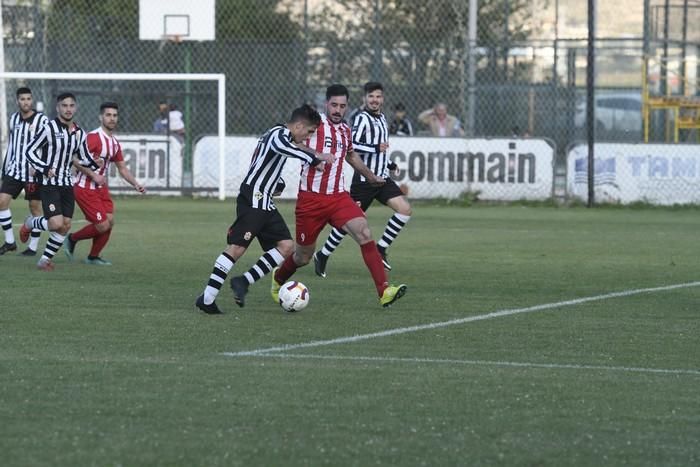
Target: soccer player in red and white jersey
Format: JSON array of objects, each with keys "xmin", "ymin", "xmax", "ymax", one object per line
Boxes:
[
  {"xmin": 271, "ymin": 84, "xmax": 407, "ymax": 307},
  {"xmin": 65, "ymin": 102, "xmax": 145, "ymax": 265}
]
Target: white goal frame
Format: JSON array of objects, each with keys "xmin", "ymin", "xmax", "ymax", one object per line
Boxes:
[{"xmin": 0, "ymin": 72, "xmax": 227, "ymax": 200}]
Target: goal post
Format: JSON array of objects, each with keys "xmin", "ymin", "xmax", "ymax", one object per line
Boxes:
[{"xmin": 0, "ymin": 71, "xmax": 227, "ymax": 200}]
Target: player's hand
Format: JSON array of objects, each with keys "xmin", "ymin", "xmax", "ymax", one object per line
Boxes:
[
  {"xmin": 368, "ymin": 175, "xmax": 386, "ymax": 187},
  {"xmin": 29, "ymin": 167, "xmax": 36, "ymax": 177},
  {"xmin": 92, "ymin": 173, "xmax": 106, "ymax": 187},
  {"xmin": 379, "ymin": 142, "xmax": 389, "ymax": 153},
  {"xmin": 387, "ymin": 161, "xmax": 399, "ymax": 177},
  {"xmin": 94, "ymin": 158, "xmax": 105, "ymax": 168},
  {"xmin": 317, "ymin": 152, "xmax": 336, "ymax": 170},
  {"xmin": 134, "ymin": 183, "xmax": 146, "ymax": 194},
  {"xmin": 47, "ymin": 168, "xmax": 56, "ymax": 178}
]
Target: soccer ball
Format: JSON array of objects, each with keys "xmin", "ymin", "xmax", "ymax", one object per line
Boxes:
[{"xmin": 278, "ymin": 281, "xmax": 310, "ymax": 312}]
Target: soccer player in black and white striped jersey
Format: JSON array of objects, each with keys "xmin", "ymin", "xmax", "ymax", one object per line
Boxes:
[
  {"xmin": 195, "ymin": 104, "xmax": 334, "ymax": 314},
  {"xmin": 313, "ymin": 81, "xmax": 412, "ymax": 277},
  {"xmin": 20, "ymin": 92, "xmax": 102, "ymax": 271},
  {"xmin": 0, "ymin": 87, "xmax": 49, "ymax": 256}
]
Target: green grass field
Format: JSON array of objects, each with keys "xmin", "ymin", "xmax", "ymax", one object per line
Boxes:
[{"xmin": 1, "ymin": 197, "xmax": 699, "ymax": 466}]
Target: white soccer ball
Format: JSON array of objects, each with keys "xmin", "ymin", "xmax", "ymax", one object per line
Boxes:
[{"xmin": 278, "ymin": 281, "xmax": 310, "ymax": 312}]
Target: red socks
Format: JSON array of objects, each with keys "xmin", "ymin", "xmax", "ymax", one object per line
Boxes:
[
  {"xmin": 360, "ymin": 241, "xmax": 388, "ymax": 296},
  {"xmin": 71, "ymin": 224, "xmax": 100, "ymax": 241},
  {"xmin": 274, "ymin": 254, "xmax": 298, "ymax": 284},
  {"xmin": 89, "ymin": 229, "xmax": 112, "ymax": 257}
]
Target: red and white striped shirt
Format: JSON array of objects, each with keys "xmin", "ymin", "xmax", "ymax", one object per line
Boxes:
[
  {"xmin": 74, "ymin": 127, "xmax": 124, "ymax": 189},
  {"xmin": 298, "ymin": 113, "xmax": 353, "ymax": 194}
]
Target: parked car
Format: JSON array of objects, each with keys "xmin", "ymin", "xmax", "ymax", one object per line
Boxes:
[{"xmin": 574, "ymin": 91, "xmax": 642, "ymax": 133}]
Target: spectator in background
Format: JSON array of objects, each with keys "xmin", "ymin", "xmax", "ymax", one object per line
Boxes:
[
  {"xmin": 389, "ymin": 103, "xmax": 414, "ymax": 136},
  {"xmin": 153, "ymin": 102, "xmax": 185, "ymax": 144},
  {"xmin": 418, "ymin": 103, "xmax": 464, "ymax": 137},
  {"xmin": 167, "ymin": 103, "xmax": 186, "ymax": 143},
  {"xmin": 153, "ymin": 101, "xmax": 169, "ymax": 133}
]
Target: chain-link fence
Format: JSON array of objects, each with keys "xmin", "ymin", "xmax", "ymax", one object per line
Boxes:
[{"xmin": 2, "ymin": 0, "xmax": 699, "ymax": 202}]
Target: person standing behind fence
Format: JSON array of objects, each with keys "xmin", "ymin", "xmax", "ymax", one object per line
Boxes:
[
  {"xmin": 314, "ymin": 81, "xmax": 412, "ymax": 275},
  {"xmin": 64, "ymin": 102, "xmax": 146, "ymax": 266},
  {"xmin": 388, "ymin": 102, "xmax": 414, "ymax": 137},
  {"xmin": 418, "ymin": 103, "xmax": 464, "ymax": 137},
  {"xmin": 0, "ymin": 87, "xmax": 49, "ymax": 256},
  {"xmin": 20, "ymin": 92, "xmax": 102, "ymax": 271},
  {"xmin": 153, "ymin": 101, "xmax": 169, "ymax": 134}
]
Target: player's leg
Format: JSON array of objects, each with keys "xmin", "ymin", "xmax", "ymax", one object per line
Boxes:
[
  {"xmin": 0, "ymin": 176, "xmax": 24, "ymax": 254},
  {"xmin": 230, "ymin": 211, "xmax": 293, "ymax": 307},
  {"xmin": 272, "ymin": 192, "xmax": 327, "ymax": 301},
  {"xmin": 337, "ymin": 195, "xmax": 407, "ymax": 307},
  {"xmin": 312, "ymin": 227, "xmax": 347, "ymax": 277},
  {"xmin": 24, "ymin": 195, "xmax": 43, "ymax": 255},
  {"xmin": 376, "ymin": 181, "xmax": 412, "ymax": 270},
  {"xmin": 313, "ymin": 183, "xmax": 375, "ymax": 278},
  {"xmin": 197, "ymin": 243, "xmax": 246, "ymax": 314},
  {"xmin": 36, "ymin": 187, "xmax": 73, "ymax": 271},
  {"xmin": 84, "ymin": 191, "xmax": 115, "ymax": 265},
  {"xmin": 66, "ymin": 186, "xmax": 103, "ymax": 261},
  {"xmin": 196, "ymin": 200, "xmax": 260, "ymax": 313}
]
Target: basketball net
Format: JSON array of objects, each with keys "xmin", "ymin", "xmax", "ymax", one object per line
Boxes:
[{"xmin": 159, "ymin": 35, "xmax": 183, "ymax": 52}]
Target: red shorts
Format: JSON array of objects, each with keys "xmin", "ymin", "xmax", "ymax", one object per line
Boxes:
[
  {"xmin": 295, "ymin": 190, "xmax": 365, "ymax": 246},
  {"xmin": 74, "ymin": 185, "xmax": 114, "ymax": 224}
]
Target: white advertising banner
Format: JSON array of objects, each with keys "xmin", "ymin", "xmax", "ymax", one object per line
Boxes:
[
  {"xmin": 107, "ymin": 134, "xmax": 182, "ymax": 192},
  {"xmin": 193, "ymin": 136, "xmax": 555, "ymax": 200},
  {"xmin": 567, "ymin": 143, "xmax": 700, "ymax": 205}
]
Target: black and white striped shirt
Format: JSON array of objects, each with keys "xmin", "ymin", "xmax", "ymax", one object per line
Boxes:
[
  {"xmin": 2, "ymin": 111, "xmax": 49, "ymax": 182},
  {"xmin": 25, "ymin": 118, "xmax": 99, "ymax": 187},
  {"xmin": 351, "ymin": 110, "xmax": 389, "ymax": 181},
  {"xmin": 242, "ymin": 124, "xmax": 320, "ymax": 211}
]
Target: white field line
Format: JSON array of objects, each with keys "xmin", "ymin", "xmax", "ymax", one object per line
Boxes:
[
  {"xmin": 222, "ymin": 281, "xmax": 700, "ymax": 357},
  {"xmin": 246, "ymin": 353, "xmax": 700, "ymax": 376}
]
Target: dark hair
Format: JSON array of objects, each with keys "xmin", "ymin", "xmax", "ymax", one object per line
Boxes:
[
  {"xmin": 289, "ymin": 104, "xmax": 321, "ymax": 127},
  {"xmin": 100, "ymin": 102, "xmax": 119, "ymax": 113},
  {"xmin": 364, "ymin": 81, "xmax": 383, "ymax": 94},
  {"xmin": 16, "ymin": 87, "xmax": 32, "ymax": 97},
  {"xmin": 394, "ymin": 103, "xmax": 406, "ymax": 111},
  {"xmin": 56, "ymin": 92, "xmax": 76, "ymax": 102},
  {"xmin": 326, "ymin": 84, "xmax": 349, "ymax": 101}
]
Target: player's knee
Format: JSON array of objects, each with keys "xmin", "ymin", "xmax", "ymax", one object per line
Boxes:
[
  {"xmin": 293, "ymin": 249, "xmax": 312, "ymax": 266},
  {"xmin": 277, "ymin": 240, "xmax": 294, "ymax": 257},
  {"xmin": 95, "ymin": 221, "xmax": 111, "ymax": 233}
]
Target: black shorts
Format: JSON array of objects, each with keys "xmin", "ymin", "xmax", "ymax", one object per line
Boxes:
[
  {"xmin": 350, "ymin": 178, "xmax": 405, "ymax": 211},
  {"xmin": 0, "ymin": 175, "xmax": 41, "ymax": 201},
  {"xmin": 40, "ymin": 185, "xmax": 75, "ymax": 219},
  {"xmin": 227, "ymin": 193, "xmax": 292, "ymax": 250}
]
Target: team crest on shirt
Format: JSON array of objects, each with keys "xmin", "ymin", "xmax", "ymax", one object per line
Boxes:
[
  {"xmin": 254, "ymin": 191, "xmax": 263, "ymax": 200},
  {"xmin": 49, "ymin": 203, "xmax": 56, "ymax": 212},
  {"xmin": 244, "ymin": 232, "xmax": 252, "ymax": 241}
]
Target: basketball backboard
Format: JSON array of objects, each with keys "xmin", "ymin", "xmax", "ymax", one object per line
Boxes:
[{"xmin": 139, "ymin": 0, "xmax": 216, "ymax": 41}]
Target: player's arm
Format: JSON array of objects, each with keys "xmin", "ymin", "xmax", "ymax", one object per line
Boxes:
[
  {"xmin": 72, "ymin": 156, "xmax": 106, "ymax": 187},
  {"xmin": 115, "ymin": 160, "xmax": 146, "ymax": 193},
  {"xmin": 273, "ymin": 131, "xmax": 333, "ymax": 167},
  {"xmin": 24, "ymin": 125, "xmax": 50, "ymax": 174},
  {"xmin": 346, "ymin": 151, "xmax": 385, "ymax": 186},
  {"xmin": 75, "ymin": 130, "xmax": 102, "ymax": 170}
]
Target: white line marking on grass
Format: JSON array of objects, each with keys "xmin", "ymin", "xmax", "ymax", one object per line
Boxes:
[
  {"xmin": 222, "ymin": 281, "xmax": 700, "ymax": 357},
  {"xmin": 248, "ymin": 353, "xmax": 700, "ymax": 376}
]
